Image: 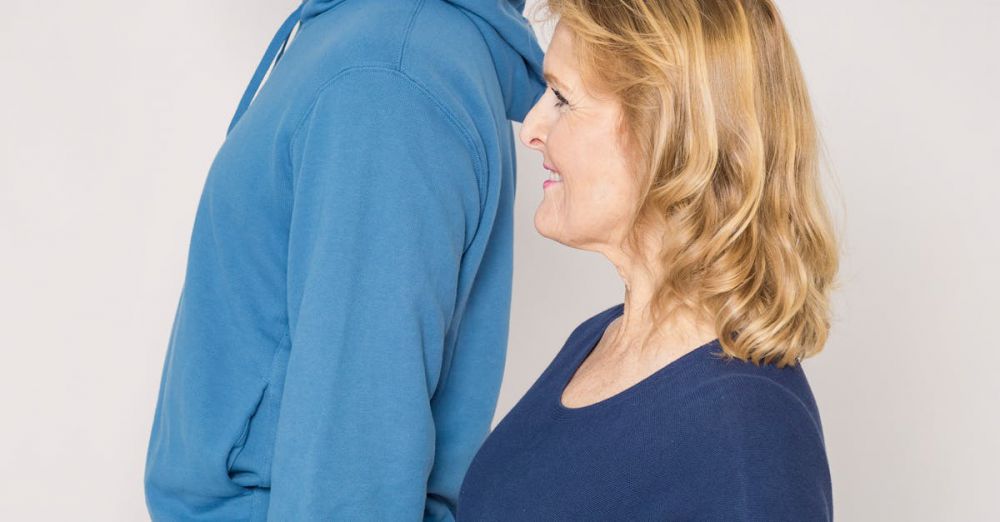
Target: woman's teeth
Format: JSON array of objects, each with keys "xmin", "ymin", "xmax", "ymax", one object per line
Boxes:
[{"xmin": 548, "ymin": 171, "xmax": 563, "ymax": 182}]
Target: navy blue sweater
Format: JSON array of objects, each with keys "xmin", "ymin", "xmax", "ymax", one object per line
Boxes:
[{"xmin": 457, "ymin": 303, "xmax": 832, "ymax": 521}]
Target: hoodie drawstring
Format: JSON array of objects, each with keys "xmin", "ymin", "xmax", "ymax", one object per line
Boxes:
[{"xmin": 227, "ymin": 3, "xmax": 305, "ymax": 135}]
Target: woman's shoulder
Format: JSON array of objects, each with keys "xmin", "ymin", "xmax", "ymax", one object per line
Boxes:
[
  {"xmin": 678, "ymin": 356, "xmax": 827, "ymax": 442},
  {"xmin": 660, "ymin": 367, "xmax": 833, "ymax": 520}
]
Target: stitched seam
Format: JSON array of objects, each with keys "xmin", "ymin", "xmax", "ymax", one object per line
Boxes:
[
  {"xmin": 282, "ymin": 61, "xmax": 394, "ymax": 180},
  {"xmin": 397, "ymin": 0, "xmax": 425, "ymax": 72},
  {"xmin": 286, "ymin": 66, "xmax": 487, "ymax": 253},
  {"xmin": 398, "ymin": 0, "xmax": 491, "ymax": 250},
  {"xmin": 447, "ymin": 7, "xmax": 503, "ymax": 250}
]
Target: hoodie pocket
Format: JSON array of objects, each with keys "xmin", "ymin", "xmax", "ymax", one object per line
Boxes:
[
  {"xmin": 226, "ymin": 332, "xmax": 291, "ymax": 488},
  {"xmin": 226, "ymin": 380, "xmax": 269, "ymax": 476}
]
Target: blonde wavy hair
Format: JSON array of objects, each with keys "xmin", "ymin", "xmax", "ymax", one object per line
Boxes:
[{"xmin": 533, "ymin": 0, "xmax": 841, "ymax": 367}]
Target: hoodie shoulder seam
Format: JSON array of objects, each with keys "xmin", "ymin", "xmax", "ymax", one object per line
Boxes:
[{"xmin": 286, "ymin": 66, "xmax": 487, "ymax": 248}]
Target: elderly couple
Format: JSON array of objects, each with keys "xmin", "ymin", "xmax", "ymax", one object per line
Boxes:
[{"xmin": 144, "ymin": 0, "xmax": 838, "ymax": 520}]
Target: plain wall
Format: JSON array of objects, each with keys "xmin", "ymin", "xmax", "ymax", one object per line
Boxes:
[{"xmin": 1, "ymin": 1, "xmax": 996, "ymax": 520}]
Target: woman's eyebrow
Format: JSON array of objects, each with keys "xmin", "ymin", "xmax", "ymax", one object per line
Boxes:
[{"xmin": 544, "ymin": 70, "xmax": 565, "ymax": 89}]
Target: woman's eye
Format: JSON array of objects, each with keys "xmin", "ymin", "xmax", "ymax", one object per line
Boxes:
[{"xmin": 552, "ymin": 88, "xmax": 569, "ymax": 108}]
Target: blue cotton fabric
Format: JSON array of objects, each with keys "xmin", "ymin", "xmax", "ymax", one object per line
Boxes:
[
  {"xmin": 457, "ymin": 303, "xmax": 834, "ymax": 521},
  {"xmin": 143, "ymin": 1, "xmax": 545, "ymax": 520}
]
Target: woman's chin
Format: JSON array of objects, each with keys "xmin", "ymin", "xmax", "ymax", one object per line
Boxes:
[
  {"xmin": 533, "ymin": 212, "xmax": 559, "ymax": 242},
  {"xmin": 535, "ymin": 213, "xmax": 576, "ymax": 248}
]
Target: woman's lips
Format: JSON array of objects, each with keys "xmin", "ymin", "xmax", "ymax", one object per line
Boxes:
[{"xmin": 543, "ymin": 162, "xmax": 562, "ymax": 189}]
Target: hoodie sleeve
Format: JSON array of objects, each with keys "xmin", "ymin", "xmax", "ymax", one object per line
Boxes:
[{"xmin": 269, "ymin": 68, "xmax": 484, "ymax": 521}]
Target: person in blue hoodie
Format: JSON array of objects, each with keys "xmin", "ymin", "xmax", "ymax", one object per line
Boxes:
[{"xmin": 143, "ymin": 1, "xmax": 545, "ymax": 520}]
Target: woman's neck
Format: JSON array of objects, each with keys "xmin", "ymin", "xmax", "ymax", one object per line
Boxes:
[{"xmin": 599, "ymin": 241, "xmax": 716, "ymax": 360}]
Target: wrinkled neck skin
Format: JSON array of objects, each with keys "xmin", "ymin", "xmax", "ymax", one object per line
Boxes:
[{"xmin": 596, "ymin": 228, "xmax": 716, "ymax": 363}]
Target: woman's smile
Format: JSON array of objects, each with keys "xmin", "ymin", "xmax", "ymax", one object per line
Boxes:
[{"xmin": 543, "ymin": 163, "xmax": 563, "ymax": 189}]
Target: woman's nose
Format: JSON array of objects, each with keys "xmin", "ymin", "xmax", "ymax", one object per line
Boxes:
[{"xmin": 519, "ymin": 103, "xmax": 546, "ymax": 151}]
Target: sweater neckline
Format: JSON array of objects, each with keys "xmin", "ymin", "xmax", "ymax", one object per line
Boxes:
[{"xmin": 554, "ymin": 303, "xmax": 722, "ymax": 414}]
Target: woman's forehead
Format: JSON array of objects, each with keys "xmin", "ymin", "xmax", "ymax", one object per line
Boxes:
[{"xmin": 543, "ymin": 25, "xmax": 579, "ymax": 89}]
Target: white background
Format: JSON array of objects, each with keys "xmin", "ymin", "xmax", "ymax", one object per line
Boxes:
[{"xmin": 1, "ymin": 1, "xmax": 997, "ymax": 520}]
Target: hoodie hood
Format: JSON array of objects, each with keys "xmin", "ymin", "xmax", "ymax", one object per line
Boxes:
[{"xmin": 300, "ymin": 0, "xmax": 545, "ymax": 121}]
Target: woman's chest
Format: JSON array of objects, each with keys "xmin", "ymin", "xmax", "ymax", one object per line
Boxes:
[{"xmin": 457, "ymin": 400, "xmax": 696, "ymax": 521}]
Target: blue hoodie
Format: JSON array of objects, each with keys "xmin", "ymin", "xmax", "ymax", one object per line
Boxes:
[{"xmin": 143, "ymin": 1, "xmax": 545, "ymax": 520}]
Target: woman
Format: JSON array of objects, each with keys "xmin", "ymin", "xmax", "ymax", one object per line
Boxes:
[{"xmin": 457, "ymin": 0, "xmax": 838, "ymax": 520}]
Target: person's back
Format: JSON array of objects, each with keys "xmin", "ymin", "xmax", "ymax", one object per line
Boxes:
[{"xmin": 143, "ymin": 1, "xmax": 545, "ymax": 519}]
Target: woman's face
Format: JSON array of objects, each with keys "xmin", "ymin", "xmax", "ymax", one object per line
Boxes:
[{"xmin": 520, "ymin": 21, "xmax": 639, "ymax": 253}]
